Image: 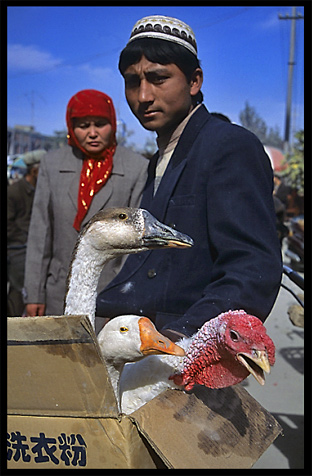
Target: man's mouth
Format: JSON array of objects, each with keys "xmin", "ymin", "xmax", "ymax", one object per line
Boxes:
[{"xmin": 141, "ymin": 109, "xmax": 160, "ymax": 119}]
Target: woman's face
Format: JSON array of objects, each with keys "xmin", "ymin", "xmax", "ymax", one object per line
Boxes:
[{"xmin": 73, "ymin": 115, "xmax": 113, "ymax": 157}]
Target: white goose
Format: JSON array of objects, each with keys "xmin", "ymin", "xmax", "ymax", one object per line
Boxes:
[
  {"xmin": 64, "ymin": 207, "xmax": 193, "ymax": 330},
  {"xmin": 97, "ymin": 314, "xmax": 185, "ymax": 410}
]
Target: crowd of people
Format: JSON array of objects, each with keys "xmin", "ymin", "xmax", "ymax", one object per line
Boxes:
[{"xmin": 8, "ymin": 14, "xmax": 285, "ymax": 339}]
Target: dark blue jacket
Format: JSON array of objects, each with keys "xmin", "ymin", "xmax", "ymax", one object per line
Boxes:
[{"xmin": 96, "ymin": 105, "xmax": 282, "ymax": 336}]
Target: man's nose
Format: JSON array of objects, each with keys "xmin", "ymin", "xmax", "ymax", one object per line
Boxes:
[{"xmin": 138, "ymin": 80, "xmax": 154, "ymax": 103}]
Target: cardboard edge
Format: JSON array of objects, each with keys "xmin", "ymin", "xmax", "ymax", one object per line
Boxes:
[
  {"xmin": 78, "ymin": 316, "xmax": 122, "ymax": 414},
  {"xmin": 127, "ymin": 414, "xmax": 173, "ymax": 469}
]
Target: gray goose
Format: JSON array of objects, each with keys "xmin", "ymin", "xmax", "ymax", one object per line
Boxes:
[{"xmin": 64, "ymin": 207, "xmax": 193, "ymax": 329}]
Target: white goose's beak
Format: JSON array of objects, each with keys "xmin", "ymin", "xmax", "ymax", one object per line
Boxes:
[{"xmin": 138, "ymin": 317, "xmax": 185, "ymax": 357}]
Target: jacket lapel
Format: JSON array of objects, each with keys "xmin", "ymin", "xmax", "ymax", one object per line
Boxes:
[
  {"xmin": 142, "ymin": 104, "xmax": 210, "ymax": 221},
  {"xmin": 113, "ymin": 157, "xmax": 189, "ymax": 284},
  {"xmin": 145, "ymin": 158, "xmax": 188, "ymax": 221},
  {"xmin": 105, "ymin": 105, "xmax": 210, "ymax": 289},
  {"xmin": 54, "ymin": 148, "xmax": 82, "ymax": 211}
]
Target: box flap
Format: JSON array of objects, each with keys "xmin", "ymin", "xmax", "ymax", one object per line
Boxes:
[
  {"xmin": 132, "ymin": 385, "xmax": 282, "ymax": 469},
  {"xmin": 7, "ymin": 316, "xmax": 118, "ymax": 417}
]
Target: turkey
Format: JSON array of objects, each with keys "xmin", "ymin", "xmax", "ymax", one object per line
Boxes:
[{"xmin": 120, "ymin": 310, "xmax": 275, "ymax": 414}]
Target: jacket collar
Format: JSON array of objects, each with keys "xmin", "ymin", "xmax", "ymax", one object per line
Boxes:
[{"xmin": 141, "ymin": 104, "xmax": 210, "ymax": 221}]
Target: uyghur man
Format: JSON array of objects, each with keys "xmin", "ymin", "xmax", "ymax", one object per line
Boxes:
[{"xmin": 96, "ymin": 15, "xmax": 282, "ymax": 341}]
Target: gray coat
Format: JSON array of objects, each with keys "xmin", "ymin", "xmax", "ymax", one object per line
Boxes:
[{"xmin": 24, "ymin": 144, "xmax": 148, "ymax": 314}]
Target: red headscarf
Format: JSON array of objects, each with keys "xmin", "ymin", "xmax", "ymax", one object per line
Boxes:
[{"xmin": 66, "ymin": 89, "xmax": 117, "ymax": 231}]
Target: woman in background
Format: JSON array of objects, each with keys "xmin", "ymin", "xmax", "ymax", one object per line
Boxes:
[{"xmin": 24, "ymin": 89, "xmax": 147, "ymax": 324}]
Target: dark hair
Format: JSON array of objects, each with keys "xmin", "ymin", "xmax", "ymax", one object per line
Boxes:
[{"xmin": 119, "ymin": 38, "xmax": 203, "ymax": 104}]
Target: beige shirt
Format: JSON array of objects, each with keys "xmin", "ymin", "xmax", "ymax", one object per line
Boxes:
[{"xmin": 154, "ymin": 104, "xmax": 201, "ymax": 195}]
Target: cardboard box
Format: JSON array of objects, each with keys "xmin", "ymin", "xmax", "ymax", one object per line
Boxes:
[{"xmin": 7, "ymin": 315, "xmax": 282, "ymax": 469}]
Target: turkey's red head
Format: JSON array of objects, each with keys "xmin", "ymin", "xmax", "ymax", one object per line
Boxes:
[{"xmin": 170, "ymin": 310, "xmax": 275, "ymax": 390}]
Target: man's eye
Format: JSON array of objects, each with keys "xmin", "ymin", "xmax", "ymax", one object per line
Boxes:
[
  {"xmin": 152, "ymin": 76, "xmax": 167, "ymax": 84},
  {"xmin": 125, "ymin": 77, "xmax": 140, "ymax": 88}
]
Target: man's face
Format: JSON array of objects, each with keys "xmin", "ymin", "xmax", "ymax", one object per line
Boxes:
[{"xmin": 123, "ymin": 55, "xmax": 200, "ymax": 137}]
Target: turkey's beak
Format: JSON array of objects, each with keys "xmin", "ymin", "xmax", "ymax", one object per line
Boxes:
[
  {"xmin": 138, "ymin": 317, "xmax": 185, "ymax": 357},
  {"xmin": 237, "ymin": 350, "xmax": 271, "ymax": 386},
  {"xmin": 142, "ymin": 210, "xmax": 193, "ymax": 249}
]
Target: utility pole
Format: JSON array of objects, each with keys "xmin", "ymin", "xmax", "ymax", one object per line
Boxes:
[{"xmin": 279, "ymin": 6, "xmax": 304, "ymax": 155}]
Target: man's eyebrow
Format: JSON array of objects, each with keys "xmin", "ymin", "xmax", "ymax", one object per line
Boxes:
[
  {"xmin": 146, "ymin": 68, "xmax": 171, "ymax": 77},
  {"xmin": 146, "ymin": 67, "xmax": 170, "ymax": 74},
  {"xmin": 123, "ymin": 72, "xmax": 139, "ymax": 79},
  {"xmin": 124, "ymin": 67, "xmax": 171, "ymax": 78}
]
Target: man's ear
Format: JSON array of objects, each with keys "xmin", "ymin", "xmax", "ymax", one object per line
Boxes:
[{"xmin": 190, "ymin": 68, "xmax": 203, "ymax": 97}]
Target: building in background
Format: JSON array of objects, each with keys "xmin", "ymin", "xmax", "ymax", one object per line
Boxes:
[{"xmin": 7, "ymin": 125, "xmax": 61, "ymax": 156}]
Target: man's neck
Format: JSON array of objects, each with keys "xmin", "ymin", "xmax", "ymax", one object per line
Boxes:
[{"xmin": 156, "ymin": 103, "xmax": 201, "ymax": 150}]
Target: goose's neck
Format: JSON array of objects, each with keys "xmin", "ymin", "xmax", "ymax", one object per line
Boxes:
[{"xmin": 64, "ymin": 235, "xmax": 111, "ymax": 329}]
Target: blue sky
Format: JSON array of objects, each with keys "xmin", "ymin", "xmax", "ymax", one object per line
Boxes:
[{"xmin": 7, "ymin": 5, "xmax": 304, "ymax": 150}]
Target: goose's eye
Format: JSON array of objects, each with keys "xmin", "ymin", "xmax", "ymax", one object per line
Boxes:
[
  {"xmin": 120, "ymin": 326, "xmax": 129, "ymax": 333},
  {"xmin": 230, "ymin": 330, "xmax": 239, "ymax": 342},
  {"xmin": 118, "ymin": 213, "xmax": 128, "ymax": 220}
]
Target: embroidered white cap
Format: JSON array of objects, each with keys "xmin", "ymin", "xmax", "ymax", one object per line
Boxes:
[{"xmin": 127, "ymin": 15, "xmax": 197, "ymax": 57}]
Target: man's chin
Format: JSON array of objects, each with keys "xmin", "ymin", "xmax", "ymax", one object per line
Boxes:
[{"xmin": 138, "ymin": 118, "xmax": 158, "ymax": 132}]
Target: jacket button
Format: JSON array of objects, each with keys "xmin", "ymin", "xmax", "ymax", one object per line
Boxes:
[{"xmin": 147, "ymin": 268, "xmax": 157, "ymax": 279}]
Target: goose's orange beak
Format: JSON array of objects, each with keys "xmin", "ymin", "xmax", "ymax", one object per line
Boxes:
[{"xmin": 138, "ymin": 317, "xmax": 185, "ymax": 357}]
